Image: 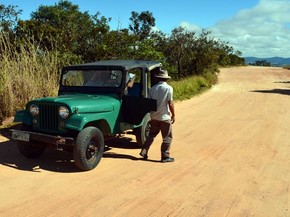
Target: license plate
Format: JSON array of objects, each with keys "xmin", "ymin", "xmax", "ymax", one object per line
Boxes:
[{"xmin": 12, "ymin": 131, "xmax": 30, "ymax": 142}]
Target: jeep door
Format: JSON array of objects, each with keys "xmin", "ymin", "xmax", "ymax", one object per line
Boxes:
[{"xmin": 122, "ymin": 67, "xmax": 157, "ymax": 125}]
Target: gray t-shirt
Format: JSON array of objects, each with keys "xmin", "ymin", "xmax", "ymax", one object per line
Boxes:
[{"xmin": 149, "ymin": 81, "xmax": 173, "ymax": 121}]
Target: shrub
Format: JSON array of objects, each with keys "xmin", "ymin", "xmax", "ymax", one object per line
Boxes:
[{"xmin": 170, "ymin": 76, "xmax": 210, "ymax": 101}]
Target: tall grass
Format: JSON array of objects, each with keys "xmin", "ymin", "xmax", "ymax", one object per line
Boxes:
[
  {"xmin": 170, "ymin": 75, "xmax": 212, "ymax": 101},
  {"xmin": 170, "ymin": 71, "xmax": 218, "ymax": 101},
  {"xmin": 0, "ymin": 32, "xmax": 59, "ymax": 121}
]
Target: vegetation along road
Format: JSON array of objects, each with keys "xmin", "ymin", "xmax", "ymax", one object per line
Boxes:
[{"xmin": 1, "ymin": 66, "xmax": 290, "ymax": 217}]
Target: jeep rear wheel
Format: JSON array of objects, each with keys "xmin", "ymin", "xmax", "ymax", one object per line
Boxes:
[
  {"xmin": 134, "ymin": 113, "xmax": 151, "ymax": 147},
  {"xmin": 74, "ymin": 127, "xmax": 104, "ymax": 171}
]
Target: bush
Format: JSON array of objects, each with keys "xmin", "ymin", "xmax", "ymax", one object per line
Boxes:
[
  {"xmin": 170, "ymin": 76, "xmax": 210, "ymax": 101},
  {"xmin": 202, "ymin": 69, "xmax": 219, "ymax": 87}
]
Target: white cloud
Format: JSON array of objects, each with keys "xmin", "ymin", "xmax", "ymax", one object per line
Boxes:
[
  {"xmin": 179, "ymin": 22, "xmax": 203, "ymax": 35},
  {"xmin": 186, "ymin": 0, "xmax": 290, "ymax": 57}
]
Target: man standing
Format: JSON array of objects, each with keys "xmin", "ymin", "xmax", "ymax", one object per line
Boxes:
[{"xmin": 140, "ymin": 69, "xmax": 175, "ymax": 163}]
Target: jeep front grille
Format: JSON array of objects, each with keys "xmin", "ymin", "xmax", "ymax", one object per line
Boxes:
[{"xmin": 38, "ymin": 103, "xmax": 59, "ymax": 133}]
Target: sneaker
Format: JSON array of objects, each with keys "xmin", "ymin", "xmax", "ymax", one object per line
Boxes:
[{"xmin": 161, "ymin": 157, "xmax": 175, "ymax": 163}]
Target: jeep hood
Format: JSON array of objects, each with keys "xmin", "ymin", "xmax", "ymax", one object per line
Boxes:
[{"xmin": 30, "ymin": 94, "xmax": 120, "ymax": 113}]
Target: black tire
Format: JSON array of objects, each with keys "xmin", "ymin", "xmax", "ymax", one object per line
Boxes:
[
  {"xmin": 134, "ymin": 113, "xmax": 151, "ymax": 147},
  {"xmin": 17, "ymin": 125, "xmax": 46, "ymax": 158},
  {"xmin": 73, "ymin": 127, "xmax": 104, "ymax": 171}
]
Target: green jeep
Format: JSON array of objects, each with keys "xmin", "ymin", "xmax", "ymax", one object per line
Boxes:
[{"xmin": 11, "ymin": 60, "xmax": 161, "ymax": 170}]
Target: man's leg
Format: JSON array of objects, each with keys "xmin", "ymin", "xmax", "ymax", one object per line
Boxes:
[
  {"xmin": 139, "ymin": 120, "xmax": 160, "ymax": 158},
  {"xmin": 160, "ymin": 120, "xmax": 173, "ymax": 161}
]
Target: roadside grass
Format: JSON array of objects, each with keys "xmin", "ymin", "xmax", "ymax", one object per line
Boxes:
[
  {"xmin": 170, "ymin": 71, "xmax": 218, "ymax": 101},
  {"xmin": 170, "ymin": 76, "xmax": 209, "ymax": 101},
  {"xmin": 0, "ymin": 33, "xmax": 59, "ymax": 122}
]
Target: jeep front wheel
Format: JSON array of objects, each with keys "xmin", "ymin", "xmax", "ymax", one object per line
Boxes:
[{"xmin": 74, "ymin": 127, "xmax": 104, "ymax": 171}]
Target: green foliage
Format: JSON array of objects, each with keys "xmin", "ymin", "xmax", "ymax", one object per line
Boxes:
[
  {"xmin": 228, "ymin": 52, "xmax": 245, "ymax": 65},
  {"xmin": 130, "ymin": 39, "xmax": 164, "ymax": 61},
  {"xmin": 17, "ymin": 1, "xmax": 111, "ymax": 62},
  {"xmin": 202, "ymin": 69, "xmax": 219, "ymax": 86},
  {"xmin": 0, "ymin": 4, "xmax": 22, "ymax": 32},
  {"xmin": 129, "ymin": 11, "xmax": 155, "ymax": 41},
  {"xmin": 158, "ymin": 27, "xmax": 242, "ymax": 80},
  {"xmin": 170, "ymin": 75, "xmax": 214, "ymax": 101},
  {"xmin": 163, "ymin": 27, "xmax": 196, "ymax": 79},
  {"xmin": 249, "ymin": 60, "xmax": 271, "ymax": 67},
  {"xmin": 94, "ymin": 29, "xmax": 137, "ymax": 60}
]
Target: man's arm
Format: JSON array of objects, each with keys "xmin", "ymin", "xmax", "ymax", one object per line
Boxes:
[{"xmin": 168, "ymin": 100, "xmax": 175, "ymax": 124}]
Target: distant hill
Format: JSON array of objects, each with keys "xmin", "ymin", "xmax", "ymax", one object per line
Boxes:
[{"xmin": 244, "ymin": 57, "xmax": 290, "ymax": 66}]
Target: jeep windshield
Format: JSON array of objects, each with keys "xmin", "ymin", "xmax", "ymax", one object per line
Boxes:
[{"xmin": 62, "ymin": 69, "xmax": 123, "ymax": 88}]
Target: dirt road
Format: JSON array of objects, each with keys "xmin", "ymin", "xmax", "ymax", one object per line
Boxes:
[{"xmin": 1, "ymin": 66, "xmax": 290, "ymax": 217}]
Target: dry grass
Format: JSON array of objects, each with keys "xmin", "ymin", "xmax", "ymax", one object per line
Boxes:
[{"xmin": 0, "ymin": 32, "xmax": 59, "ymax": 120}]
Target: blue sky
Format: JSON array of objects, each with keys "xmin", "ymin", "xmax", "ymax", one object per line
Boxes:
[{"xmin": 2, "ymin": 0, "xmax": 290, "ymax": 58}]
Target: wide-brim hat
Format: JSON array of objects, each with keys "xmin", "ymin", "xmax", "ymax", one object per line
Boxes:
[{"xmin": 155, "ymin": 69, "xmax": 171, "ymax": 79}]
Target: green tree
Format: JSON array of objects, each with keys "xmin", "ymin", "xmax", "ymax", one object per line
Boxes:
[
  {"xmin": 228, "ymin": 50, "xmax": 245, "ymax": 65},
  {"xmin": 0, "ymin": 4, "xmax": 22, "ymax": 59},
  {"xmin": 250, "ymin": 60, "xmax": 271, "ymax": 66},
  {"xmin": 150, "ymin": 30, "xmax": 168, "ymax": 51},
  {"xmin": 129, "ymin": 11, "xmax": 155, "ymax": 40},
  {"xmin": 18, "ymin": 0, "xmax": 111, "ymax": 62},
  {"xmin": 130, "ymin": 38, "xmax": 164, "ymax": 61},
  {"xmin": 0, "ymin": 4, "xmax": 22, "ymax": 32},
  {"xmin": 79, "ymin": 12, "xmax": 111, "ymax": 61},
  {"xmin": 94, "ymin": 29, "xmax": 137, "ymax": 60},
  {"xmin": 216, "ymin": 42, "xmax": 233, "ymax": 66},
  {"xmin": 163, "ymin": 27, "xmax": 197, "ymax": 79},
  {"xmin": 16, "ymin": 19, "xmax": 60, "ymax": 50}
]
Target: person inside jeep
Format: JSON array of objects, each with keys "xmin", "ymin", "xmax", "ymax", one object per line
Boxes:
[{"xmin": 126, "ymin": 73, "xmax": 140, "ymax": 96}]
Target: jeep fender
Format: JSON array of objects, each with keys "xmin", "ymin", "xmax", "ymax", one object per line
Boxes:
[{"xmin": 65, "ymin": 113, "xmax": 112, "ymax": 134}]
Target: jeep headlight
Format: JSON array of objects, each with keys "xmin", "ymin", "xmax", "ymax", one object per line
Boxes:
[
  {"xmin": 29, "ymin": 104, "xmax": 39, "ymax": 116},
  {"xmin": 59, "ymin": 106, "xmax": 70, "ymax": 119}
]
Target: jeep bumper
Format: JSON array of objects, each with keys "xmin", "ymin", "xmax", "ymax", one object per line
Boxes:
[{"xmin": 11, "ymin": 129, "xmax": 74, "ymax": 150}]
